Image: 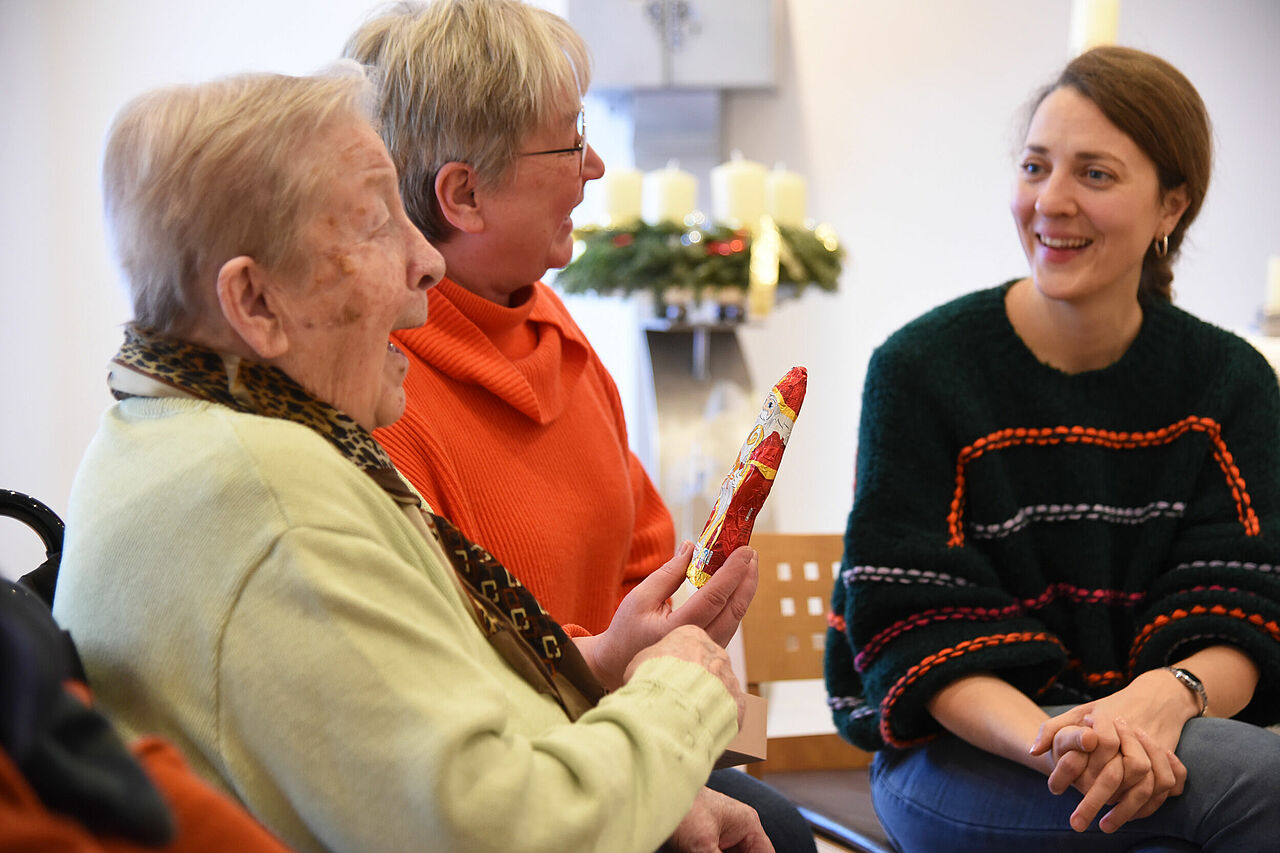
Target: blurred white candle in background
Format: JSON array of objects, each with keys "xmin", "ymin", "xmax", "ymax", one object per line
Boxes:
[
  {"xmin": 601, "ymin": 167, "xmax": 642, "ymax": 226},
  {"xmin": 1267, "ymin": 255, "xmax": 1280, "ymax": 313},
  {"xmin": 1069, "ymin": 0, "xmax": 1120, "ymax": 55},
  {"xmin": 643, "ymin": 160, "xmax": 697, "ymax": 225},
  {"xmin": 710, "ymin": 150, "xmax": 767, "ymax": 228},
  {"xmin": 765, "ymin": 163, "xmax": 807, "ymax": 228}
]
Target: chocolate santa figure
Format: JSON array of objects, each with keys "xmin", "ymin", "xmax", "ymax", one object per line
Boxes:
[{"xmin": 689, "ymin": 367, "xmax": 807, "ymax": 587}]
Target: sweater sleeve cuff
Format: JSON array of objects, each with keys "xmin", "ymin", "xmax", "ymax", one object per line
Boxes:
[{"xmin": 609, "ymin": 656, "xmax": 739, "ymax": 760}]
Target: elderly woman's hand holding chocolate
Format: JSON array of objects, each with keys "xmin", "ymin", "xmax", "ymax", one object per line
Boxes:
[{"xmin": 576, "ymin": 541, "xmax": 758, "ymax": 692}]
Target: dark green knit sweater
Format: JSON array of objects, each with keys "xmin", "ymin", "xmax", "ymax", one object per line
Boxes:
[{"xmin": 825, "ymin": 282, "xmax": 1280, "ymax": 751}]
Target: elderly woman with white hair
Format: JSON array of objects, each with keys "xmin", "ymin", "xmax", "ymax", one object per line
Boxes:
[{"xmin": 52, "ymin": 67, "xmax": 770, "ymax": 853}]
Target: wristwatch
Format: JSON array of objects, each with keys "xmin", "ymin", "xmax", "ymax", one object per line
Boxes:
[{"xmin": 1164, "ymin": 666, "xmax": 1208, "ymax": 717}]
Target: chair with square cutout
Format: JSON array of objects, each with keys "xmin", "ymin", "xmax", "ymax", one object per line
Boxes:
[{"xmin": 741, "ymin": 532, "xmax": 894, "ymax": 853}]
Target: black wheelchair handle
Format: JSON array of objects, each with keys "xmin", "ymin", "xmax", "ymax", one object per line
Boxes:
[{"xmin": 1, "ymin": 489, "xmax": 66, "ymax": 557}]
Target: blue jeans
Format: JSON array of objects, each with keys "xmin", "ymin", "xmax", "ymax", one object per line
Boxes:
[{"xmin": 871, "ymin": 712, "xmax": 1280, "ymax": 853}]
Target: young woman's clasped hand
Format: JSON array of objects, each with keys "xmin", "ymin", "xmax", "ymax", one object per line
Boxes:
[{"xmin": 1031, "ymin": 645, "xmax": 1260, "ymax": 833}]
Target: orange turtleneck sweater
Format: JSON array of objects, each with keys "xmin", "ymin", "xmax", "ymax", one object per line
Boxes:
[{"xmin": 375, "ymin": 278, "xmax": 675, "ymax": 636}]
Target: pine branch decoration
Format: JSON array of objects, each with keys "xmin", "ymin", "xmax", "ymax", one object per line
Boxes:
[{"xmin": 557, "ymin": 220, "xmax": 843, "ymax": 299}]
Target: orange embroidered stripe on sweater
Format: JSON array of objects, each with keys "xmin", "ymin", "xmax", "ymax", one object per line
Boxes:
[{"xmin": 947, "ymin": 417, "xmax": 1260, "ymax": 547}]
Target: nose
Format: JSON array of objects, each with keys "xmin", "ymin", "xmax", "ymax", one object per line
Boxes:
[
  {"xmin": 1034, "ymin": 169, "xmax": 1077, "ymax": 217},
  {"xmin": 408, "ymin": 225, "xmax": 445, "ymax": 292},
  {"xmin": 582, "ymin": 143, "xmax": 605, "ymax": 182}
]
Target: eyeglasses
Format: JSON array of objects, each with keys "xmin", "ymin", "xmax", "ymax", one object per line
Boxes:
[{"xmin": 519, "ymin": 107, "xmax": 587, "ymax": 176}]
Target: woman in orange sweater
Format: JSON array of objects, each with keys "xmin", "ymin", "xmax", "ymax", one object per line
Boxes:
[
  {"xmin": 348, "ymin": 2, "xmax": 814, "ymax": 850},
  {"xmin": 351, "ymin": 0, "xmax": 743, "ymax": 649}
]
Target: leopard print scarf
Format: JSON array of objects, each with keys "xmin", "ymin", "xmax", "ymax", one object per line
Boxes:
[
  {"xmin": 110, "ymin": 324, "xmax": 604, "ymax": 716},
  {"xmin": 111, "ymin": 324, "xmax": 398, "ymax": 476}
]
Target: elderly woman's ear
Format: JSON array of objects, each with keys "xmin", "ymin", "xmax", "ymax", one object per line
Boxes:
[
  {"xmin": 434, "ymin": 161, "xmax": 486, "ymax": 234},
  {"xmin": 215, "ymin": 255, "xmax": 290, "ymax": 361}
]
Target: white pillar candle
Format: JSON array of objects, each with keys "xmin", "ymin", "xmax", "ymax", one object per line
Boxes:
[
  {"xmin": 601, "ymin": 167, "xmax": 642, "ymax": 226},
  {"xmin": 765, "ymin": 163, "xmax": 807, "ymax": 228},
  {"xmin": 1069, "ymin": 0, "xmax": 1120, "ymax": 56},
  {"xmin": 643, "ymin": 160, "xmax": 698, "ymax": 225},
  {"xmin": 1266, "ymin": 256, "xmax": 1280, "ymax": 313},
  {"xmin": 710, "ymin": 150, "xmax": 767, "ymax": 228}
]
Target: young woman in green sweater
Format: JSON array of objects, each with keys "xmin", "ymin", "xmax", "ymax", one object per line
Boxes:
[{"xmin": 826, "ymin": 46, "xmax": 1280, "ymax": 852}]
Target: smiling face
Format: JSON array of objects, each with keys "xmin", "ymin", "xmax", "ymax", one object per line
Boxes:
[
  {"xmin": 461, "ymin": 102, "xmax": 605, "ymax": 303},
  {"xmin": 1011, "ymin": 86, "xmax": 1188, "ymax": 308},
  {"xmin": 273, "ymin": 117, "xmax": 444, "ymax": 430}
]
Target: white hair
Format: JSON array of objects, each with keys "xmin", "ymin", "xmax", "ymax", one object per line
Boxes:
[{"xmin": 102, "ymin": 68, "xmax": 376, "ymax": 334}]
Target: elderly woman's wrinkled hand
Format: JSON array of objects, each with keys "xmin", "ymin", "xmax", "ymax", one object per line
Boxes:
[
  {"xmin": 666, "ymin": 786, "xmax": 774, "ymax": 853},
  {"xmin": 622, "ymin": 625, "xmax": 746, "ymax": 731},
  {"xmin": 676, "ymin": 544, "xmax": 759, "ymax": 647},
  {"xmin": 574, "ymin": 542, "xmax": 757, "ymax": 689}
]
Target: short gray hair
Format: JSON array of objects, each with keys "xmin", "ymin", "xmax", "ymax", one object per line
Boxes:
[
  {"xmin": 102, "ymin": 67, "xmax": 375, "ymax": 335},
  {"xmin": 343, "ymin": 0, "xmax": 591, "ymax": 241}
]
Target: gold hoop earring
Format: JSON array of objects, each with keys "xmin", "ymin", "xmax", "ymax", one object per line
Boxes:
[{"xmin": 1154, "ymin": 234, "xmax": 1169, "ymax": 258}]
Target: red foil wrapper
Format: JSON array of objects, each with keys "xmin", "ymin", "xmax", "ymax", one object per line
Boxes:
[{"xmin": 688, "ymin": 366, "xmax": 807, "ymax": 587}]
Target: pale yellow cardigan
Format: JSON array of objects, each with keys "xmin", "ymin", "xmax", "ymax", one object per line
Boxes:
[{"xmin": 55, "ymin": 397, "xmax": 736, "ymax": 853}]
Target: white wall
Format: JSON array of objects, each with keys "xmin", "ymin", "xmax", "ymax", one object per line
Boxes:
[{"xmin": 2, "ymin": 0, "xmax": 1278, "ymax": 578}]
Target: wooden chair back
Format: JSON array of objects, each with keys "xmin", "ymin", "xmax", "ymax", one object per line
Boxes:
[{"xmin": 741, "ymin": 532, "xmax": 871, "ymax": 776}]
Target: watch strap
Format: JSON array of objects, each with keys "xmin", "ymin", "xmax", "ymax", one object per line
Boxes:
[{"xmin": 1164, "ymin": 666, "xmax": 1208, "ymax": 717}]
